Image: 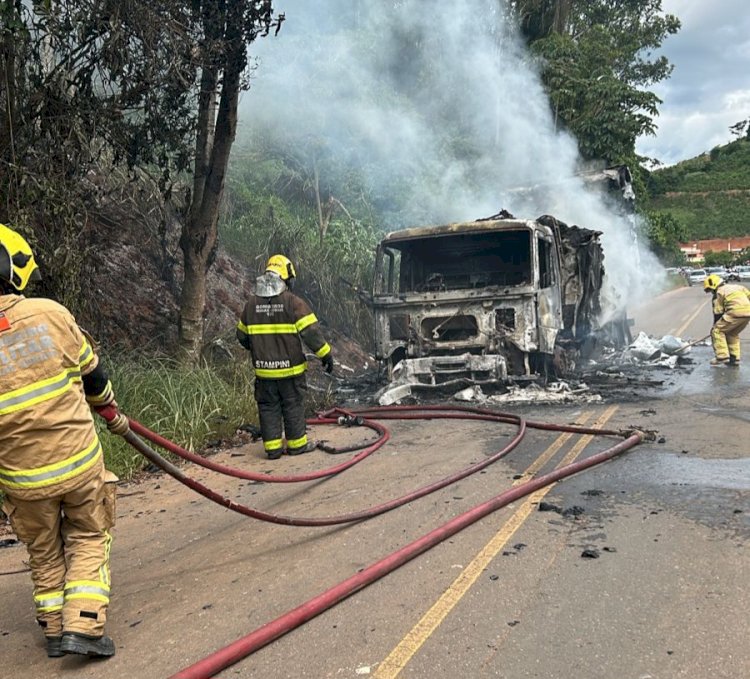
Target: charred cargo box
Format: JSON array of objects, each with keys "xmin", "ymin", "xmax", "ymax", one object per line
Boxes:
[{"xmin": 372, "ymin": 214, "xmax": 625, "ymax": 387}]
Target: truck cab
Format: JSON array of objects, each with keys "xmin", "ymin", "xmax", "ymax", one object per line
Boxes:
[{"xmin": 371, "ymin": 216, "xmax": 579, "ymax": 386}]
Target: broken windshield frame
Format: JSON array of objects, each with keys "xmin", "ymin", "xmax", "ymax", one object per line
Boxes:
[{"xmin": 374, "ymin": 228, "xmax": 534, "ymax": 295}]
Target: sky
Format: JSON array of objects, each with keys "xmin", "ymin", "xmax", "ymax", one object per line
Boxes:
[{"xmin": 635, "ymin": 0, "xmax": 750, "ymax": 166}]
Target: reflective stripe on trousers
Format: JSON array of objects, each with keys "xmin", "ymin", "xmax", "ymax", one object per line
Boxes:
[
  {"xmin": 0, "ymin": 437, "xmax": 101, "ymax": 491},
  {"xmin": 255, "ymin": 375, "xmax": 308, "ymax": 453},
  {"xmin": 3, "ymin": 468, "xmax": 114, "ymax": 637},
  {"xmin": 712, "ymin": 313, "xmax": 750, "ymax": 360}
]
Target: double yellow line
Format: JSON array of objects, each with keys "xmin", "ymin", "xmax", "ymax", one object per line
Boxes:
[{"xmin": 373, "ymin": 405, "xmax": 619, "ymax": 678}]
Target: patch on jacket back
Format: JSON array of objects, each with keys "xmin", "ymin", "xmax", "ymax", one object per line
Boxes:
[
  {"xmin": 256, "ymin": 359, "xmax": 292, "ymax": 369},
  {"xmin": 255, "ymin": 303, "xmax": 285, "ymax": 314},
  {"xmin": 0, "ymin": 312, "xmax": 11, "ymax": 332}
]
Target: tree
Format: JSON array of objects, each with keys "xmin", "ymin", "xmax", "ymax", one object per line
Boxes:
[
  {"xmin": 514, "ymin": 0, "xmax": 680, "ymax": 163},
  {"xmin": 703, "ymin": 250, "xmax": 735, "ymax": 268},
  {"xmin": 645, "ymin": 210, "xmax": 686, "ymax": 265},
  {"xmin": 729, "ymin": 118, "xmax": 750, "ymax": 141},
  {"xmin": 178, "ymin": 1, "xmax": 283, "ymax": 359},
  {"xmin": 1, "ymin": 0, "xmax": 199, "ymax": 307},
  {"xmin": 0, "ymin": 1, "xmax": 283, "ymax": 359}
]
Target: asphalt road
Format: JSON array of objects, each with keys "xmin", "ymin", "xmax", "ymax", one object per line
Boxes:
[{"xmin": 1, "ymin": 285, "xmax": 748, "ymax": 679}]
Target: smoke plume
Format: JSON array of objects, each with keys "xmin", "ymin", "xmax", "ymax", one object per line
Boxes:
[{"xmin": 239, "ymin": 0, "xmax": 663, "ymax": 311}]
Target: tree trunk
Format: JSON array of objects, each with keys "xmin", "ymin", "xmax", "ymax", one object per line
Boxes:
[{"xmin": 178, "ymin": 36, "xmax": 243, "ymax": 361}]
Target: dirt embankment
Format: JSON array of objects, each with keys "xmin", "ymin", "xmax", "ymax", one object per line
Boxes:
[{"xmin": 75, "ymin": 186, "xmax": 372, "ymax": 374}]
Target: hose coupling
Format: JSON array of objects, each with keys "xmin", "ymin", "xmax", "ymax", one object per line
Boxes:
[
  {"xmin": 618, "ymin": 427, "xmax": 657, "ymax": 442},
  {"xmin": 337, "ymin": 415, "xmax": 364, "ymax": 427},
  {"xmin": 107, "ymin": 411, "xmax": 131, "ymax": 436}
]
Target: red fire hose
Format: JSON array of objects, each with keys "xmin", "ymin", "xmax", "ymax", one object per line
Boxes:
[
  {"xmin": 170, "ymin": 432, "xmax": 643, "ymax": 679},
  {"xmin": 97, "ymin": 405, "xmax": 529, "ymax": 526},
  {"xmin": 95, "ymin": 405, "xmax": 647, "ymax": 678}
]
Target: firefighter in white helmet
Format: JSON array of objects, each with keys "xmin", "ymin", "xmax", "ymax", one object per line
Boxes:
[
  {"xmin": 704, "ymin": 273, "xmax": 750, "ymax": 366},
  {"xmin": 236, "ymin": 254, "xmax": 333, "ymax": 458},
  {"xmin": 0, "ymin": 223, "xmax": 118, "ymax": 658}
]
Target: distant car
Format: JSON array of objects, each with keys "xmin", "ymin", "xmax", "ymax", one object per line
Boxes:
[
  {"xmin": 686, "ymin": 268, "xmax": 707, "ymax": 286},
  {"xmin": 705, "ymin": 266, "xmax": 728, "ymax": 276},
  {"xmin": 733, "ymin": 266, "xmax": 750, "ymax": 281}
]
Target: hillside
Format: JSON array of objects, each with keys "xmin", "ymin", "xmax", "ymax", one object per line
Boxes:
[{"xmin": 644, "ymin": 138, "xmax": 750, "ymax": 239}]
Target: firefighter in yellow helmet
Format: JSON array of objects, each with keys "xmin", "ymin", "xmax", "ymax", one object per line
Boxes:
[
  {"xmin": 0, "ymin": 223, "xmax": 118, "ymax": 658},
  {"xmin": 236, "ymin": 255, "xmax": 333, "ymax": 459},
  {"xmin": 704, "ymin": 273, "xmax": 750, "ymax": 366}
]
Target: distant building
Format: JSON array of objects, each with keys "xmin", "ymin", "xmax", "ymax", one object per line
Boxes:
[{"xmin": 679, "ymin": 236, "xmax": 750, "ymax": 263}]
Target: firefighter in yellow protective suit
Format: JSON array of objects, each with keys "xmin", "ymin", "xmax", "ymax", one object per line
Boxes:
[
  {"xmin": 704, "ymin": 273, "xmax": 750, "ymax": 366},
  {"xmin": 236, "ymin": 255, "xmax": 333, "ymax": 459},
  {"xmin": 0, "ymin": 224, "xmax": 117, "ymax": 658}
]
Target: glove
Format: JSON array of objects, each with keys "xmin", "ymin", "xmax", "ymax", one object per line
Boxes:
[{"xmin": 321, "ymin": 353, "xmax": 334, "ymax": 374}]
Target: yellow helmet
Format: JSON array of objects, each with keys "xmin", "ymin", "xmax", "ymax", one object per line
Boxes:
[
  {"xmin": 265, "ymin": 254, "xmax": 296, "ymax": 281},
  {"xmin": 0, "ymin": 223, "xmax": 41, "ymax": 292},
  {"xmin": 703, "ymin": 273, "xmax": 724, "ymax": 293}
]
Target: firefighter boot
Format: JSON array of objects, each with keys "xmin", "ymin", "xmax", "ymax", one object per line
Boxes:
[
  {"xmin": 710, "ymin": 358, "xmax": 729, "ymax": 367},
  {"xmin": 46, "ymin": 636, "xmax": 64, "ymax": 658},
  {"xmin": 729, "ymin": 356, "xmax": 740, "ymax": 367},
  {"xmin": 60, "ymin": 632, "xmax": 116, "ymax": 657},
  {"xmin": 287, "ymin": 441, "xmax": 318, "ymax": 456}
]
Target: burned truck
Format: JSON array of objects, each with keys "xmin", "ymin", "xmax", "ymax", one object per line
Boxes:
[{"xmin": 371, "ymin": 213, "xmax": 628, "ymax": 389}]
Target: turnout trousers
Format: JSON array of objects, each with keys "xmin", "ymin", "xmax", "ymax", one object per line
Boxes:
[
  {"xmin": 255, "ymin": 374, "xmax": 308, "ymax": 454},
  {"xmin": 712, "ymin": 311, "xmax": 750, "ymax": 361},
  {"xmin": 2, "ymin": 468, "xmax": 116, "ymax": 639}
]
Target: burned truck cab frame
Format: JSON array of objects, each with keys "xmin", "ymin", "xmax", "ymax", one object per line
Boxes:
[{"xmin": 372, "ymin": 218, "xmax": 575, "ymax": 386}]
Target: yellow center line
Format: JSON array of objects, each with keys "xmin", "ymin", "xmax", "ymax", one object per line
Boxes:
[
  {"xmin": 671, "ymin": 298, "xmax": 709, "ymax": 337},
  {"xmin": 510, "ymin": 411, "xmax": 594, "ymax": 483},
  {"xmin": 373, "ymin": 405, "xmax": 619, "ymax": 679}
]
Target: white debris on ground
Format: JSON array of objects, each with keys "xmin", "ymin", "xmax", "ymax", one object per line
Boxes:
[
  {"xmin": 375, "ymin": 332, "xmax": 703, "ymax": 405},
  {"xmin": 454, "ymin": 382, "xmax": 602, "ymax": 404},
  {"xmin": 377, "ymin": 383, "xmax": 414, "ymax": 406},
  {"xmin": 623, "ymin": 332, "xmax": 698, "ymax": 369}
]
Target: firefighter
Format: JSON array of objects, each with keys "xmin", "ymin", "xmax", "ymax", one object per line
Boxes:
[
  {"xmin": 704, "ymin": 273, "xmax": 750, "ymax": 366},
  {"xmin": 0, "ymin": 224, "xmax": 118, "ymax": 658},
  {"xmin": 236, "ymin": 255, "xmax": 333, "ymax": 459}
]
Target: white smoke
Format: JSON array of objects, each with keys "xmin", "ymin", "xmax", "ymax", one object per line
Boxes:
[{"xmin": 239, "ymin": 0, "xmax": 664, "ymax": 312}]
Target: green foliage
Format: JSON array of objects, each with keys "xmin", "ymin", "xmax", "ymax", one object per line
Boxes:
[
  {"xmin": 522, "ymin": 0, "xmax": 679, "ymax": 163},
  {"xmin": 99, "ymin": 354, "xmax": 258, "ymax": 478},
  {"xmin": 729, "ymin": 117, "xmax": 750, "ymax": 141},
  {"xmin": 643, "ymin": 210, "xmax": 686, "ymax": 265},
  {"xmin": 702, "ymin": 250, "xmax": 734, "ymax": 267},
  {"xmin": 643, "ymin": 138, "xmax": 750, "ymax": 239},
  {"xmin": 646, "ymin": 139, "xmax": 750, "ymax": 194},
  {"xmin": 221, "ymin": 156, "xmax": 379, "ymax": 348}
]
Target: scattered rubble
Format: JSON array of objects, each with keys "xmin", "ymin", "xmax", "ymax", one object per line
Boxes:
[{"xmin": 343, "ymin": 326, "xmax": 704, "ymax": 406}]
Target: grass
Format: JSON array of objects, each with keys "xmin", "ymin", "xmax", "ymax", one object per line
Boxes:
[
  {"xmin": 98, "ymin": 354, "xmax": 259, "ymax": 479},
  {"xmin": 98, "ymin": 353, "xmax": 340, "ymax": 480}
]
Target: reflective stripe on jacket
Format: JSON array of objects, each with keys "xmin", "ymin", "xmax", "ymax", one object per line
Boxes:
[
  {"xmin": 713, "ymin": 283, "xmax": 750, "ymax": 317},
  {"xmin": 236, "ymin": 290, "xmax": 330, "ymax": 379},
  {"xmin": 0, "ymin": 294, "xmax": 103, "ymax": 500}
]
